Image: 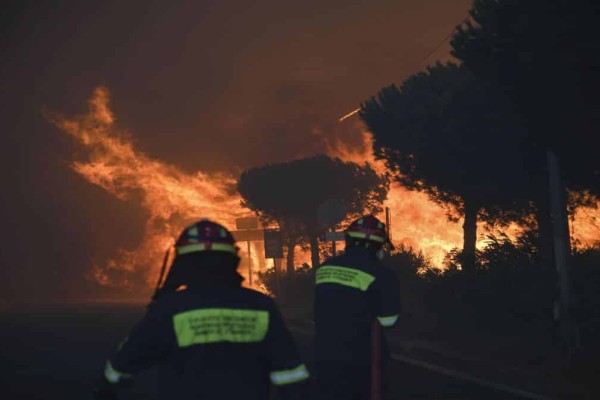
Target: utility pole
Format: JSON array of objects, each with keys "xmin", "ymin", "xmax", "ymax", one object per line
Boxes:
[
  {"xmin": 546, "ymin": 149, "xmax": 577, "ymax": 360},
  {"xmin": 330, "ymin": 227, "xmax": 337, "ymax": 257},
  {"xmin": 385, "ymin": 207, "xmax": 392, "ymax": 242},
  {"xmin": 247, "ymin": 241, "xmax": 253, "ymax": 287}
]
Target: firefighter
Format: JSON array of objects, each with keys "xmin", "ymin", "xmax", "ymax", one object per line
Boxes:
[
  {"xmin": 314, "ymin": 215, "xmax": 400, "ymax": 400},
  {"xmin": 93, "ymin": 218, "xmax": 310, "ymax": 400}
]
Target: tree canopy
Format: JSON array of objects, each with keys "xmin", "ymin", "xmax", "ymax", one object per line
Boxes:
[
  {"xmin": 451, "ymin": 0, "xmax": 600, "ymax": 196},
  {"xmin": 360, "ymin": 62, "xmax": 531, "ymax": 272},
  {"xmin": 237, "ymin": 155, "xmax": 388, "ymax": 269}
]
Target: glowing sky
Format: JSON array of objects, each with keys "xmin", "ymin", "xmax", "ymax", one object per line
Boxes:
[{"xmin": 0, "ymin": 0, "xmax": 473, "ymax": 302}]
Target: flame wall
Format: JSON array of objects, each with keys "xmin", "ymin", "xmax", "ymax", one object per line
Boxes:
[{"xmin": 50, "ymin": 88, "xmax": 599, "ymax": 293}]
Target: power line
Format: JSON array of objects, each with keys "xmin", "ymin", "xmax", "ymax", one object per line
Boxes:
[
  {"xmin": 419, "ymin": 15, "xmax": 470, "ymax": 65},
  {"xmin": 339, "ymin": 13, "xmax": 470, "ymax": 122}
]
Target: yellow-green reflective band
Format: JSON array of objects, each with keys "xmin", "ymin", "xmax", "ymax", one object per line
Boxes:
[
  {"xmin": 188, "ymin": 226, "xmax": 199, "ymax": 237},
  {"xmin": 173, "ymin": 308, "xmax": 269, "ymax": 347},
  {"xmin": 104, "ymin": 361, "xmax": 132, "ymax": 384},
  {"xmin": 270, "ymin": 363, "xmax": 310, "ymax": 385},
  {"xmin": 377, "ymin": 315, "xmax": 399, "ymax": 327},
  {"xmin": 346, "ymin": 231, "xmax": 386, "ymax": 242},
  {"xmin": 176, "ymin": 243, "xmax": 236, "ymax": 255},
  {"xmin": 316, "ymin": 266, "xmax": 375, "ymax": 291}
]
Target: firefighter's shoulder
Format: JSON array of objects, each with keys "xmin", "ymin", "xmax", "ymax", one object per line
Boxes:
[
  {"xmin": 317, "ymin": 253, "xmax": 347, "ymax": 269},
  {"xmin": 147, "ymin": 287, "xmax": 275, "ymax": 314},
  {"xmin": 238, "ymin": 286, "xmax": 278, "ymax": 308}
]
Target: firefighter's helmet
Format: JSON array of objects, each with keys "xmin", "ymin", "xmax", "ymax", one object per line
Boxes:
[
  {"xmin": 345, "ymin": 215, "xmax": 388, "ymax": 244},
  {"xmin": 175, "ymin": 219, "xmax": 237, "ymax": 255}
]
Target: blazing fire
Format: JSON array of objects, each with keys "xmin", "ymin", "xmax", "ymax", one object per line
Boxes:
[
  {"xmin": 47, "ymin": 87, "xmax": 251, "ymax": 289},
  {"xmin": 572, "ymin": 205, "xmax": 600, "ymax": 248},
  {"xmin": 329, "ymin": 121, "xmax": 600, "ymax": 262},
  {"xmin": 49, "ymin": 87, "xmax": 599, "ymax": 292},
  {"xmin": 325, "ymin": 127, "xmax": 463, "ymax": 265}
]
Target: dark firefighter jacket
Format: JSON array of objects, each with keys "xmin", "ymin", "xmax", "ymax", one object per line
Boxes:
[
  {"xmin": 314, "ymin": 247, "xmax": 401, "ymax": 364},
  {"xmin": 103, "ymin": 286, "xmax": 309, "ymax": 400}
]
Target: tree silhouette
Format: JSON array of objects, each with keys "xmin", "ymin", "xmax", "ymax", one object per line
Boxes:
[
  {"xmin": 451, "ymin": 0, "xmax": 600, "ymax": 266},
  {"xmin": 238, "ymin": 155, "xmax": 388, "ymax": 269},
  {"xmin": 360, "ymin": 62, "xmax": 530, "ymax": 272}
]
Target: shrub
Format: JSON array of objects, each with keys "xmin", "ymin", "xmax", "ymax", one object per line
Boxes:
[{"xmin": 258, "ymin": 264, "xmax": 315, "ymax": 310}]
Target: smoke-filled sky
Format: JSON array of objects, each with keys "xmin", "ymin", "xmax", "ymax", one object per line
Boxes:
[{"xmin": 0, "ymin": 0, "xmax": 471, "ymax": 303}]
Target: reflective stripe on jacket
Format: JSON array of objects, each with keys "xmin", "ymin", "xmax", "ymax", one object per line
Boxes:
[
  {"xmin": 314, "ymin": 247, "xmax": 401, "ymax": 363},
  {"xmin": 105, "ymin": 287, "xmax": 308, "ymax": 400}
]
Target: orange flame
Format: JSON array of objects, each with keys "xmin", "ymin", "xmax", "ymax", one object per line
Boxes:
[
  {"xmin": 326, "ymin": 126, "xmax": 462, "ymax": 266},
  {"xmin": 48, "ymin": 87, "xmax": 254, "ymax": 289},
  {"xmin": 329, "ymin": 121, "xmax": 600, "ymax": 265},
  {"xmin": 572, "ymin": 205, "xmax": 600, "ymax": 248},
  {"xmin": 49, "ymin": 87, "xmax": 599, "ymax": 293}
]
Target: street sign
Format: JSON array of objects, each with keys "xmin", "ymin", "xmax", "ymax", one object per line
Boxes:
[
  {"xmin": 325, "ymin": 231, "xmax": 346, "ymax": 242},
  {"xmin": 235, "ymin": 217, "xmax": 259, "ymax": 230},
  {"xmin": 231, "ymin": 229, "xmax": 264, "ymax": 242},
  {"xmin": 264, "ymin": 230, "xmax": 284, "ymax": 259}
]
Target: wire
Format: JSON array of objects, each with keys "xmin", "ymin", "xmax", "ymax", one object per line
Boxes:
[
  {"xmin": 419, "ymin": 15, "xmax": 470, "ymax": 65},
  {"xmin": 338, "ymin": 13, "xmax": 470, "ymax": 122}
]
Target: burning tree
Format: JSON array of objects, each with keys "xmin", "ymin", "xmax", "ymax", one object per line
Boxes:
[
  {"xmin": 238, "ymin": 155, "xmax": 388, "ymax": 270},
  {"xmin": 360, "ymin": 62, "xmax": 531, "ymax": 273}
]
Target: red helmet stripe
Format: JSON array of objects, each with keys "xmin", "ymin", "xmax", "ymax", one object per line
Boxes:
[{"xmin": 346, "ymin": 215, "xmax": 388, "ymax": 244}]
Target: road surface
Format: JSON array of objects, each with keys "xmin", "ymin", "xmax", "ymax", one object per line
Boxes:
[{"xmin": 0, "ymin": 303, "xmax": 583, "ymax": 399}]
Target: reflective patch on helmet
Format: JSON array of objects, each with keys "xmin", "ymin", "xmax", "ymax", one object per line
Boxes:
[
  {"xmin": 188, "ymin": 226, "xmax": 199, "ymax": 237},
  {"xmin": 173, "ymin": 308, "xmax": 269, "ymax": 347},
  {"xmin": 176, "ymin": 243, "xmax": 237, "ymax": 255},
  {"xmin": 346, "ymin": 231, "xmax": 386, "ymax": 243},
  {"xmin": 316, "ymin": 265, "xmax": 375, "ymax": 291}
]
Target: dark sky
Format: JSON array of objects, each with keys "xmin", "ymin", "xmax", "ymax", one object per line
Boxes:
[{"xmin": 0, "ymin": 0, "xmax": 470, "ymax": 303}]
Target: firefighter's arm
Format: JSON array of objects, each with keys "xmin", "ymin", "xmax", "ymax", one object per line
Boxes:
[
  {"xmin": 101, "ymin": 303, "xmax": 172, "ymax": 385},
  {"xmin": 266, "ymin": 301, "xmax": 310, "ymax": 399},
  {"xmin": 374, "ymin": 266, "xmax": 401, "ymax": 328}
]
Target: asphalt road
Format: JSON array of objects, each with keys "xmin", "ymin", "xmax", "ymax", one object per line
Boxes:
[{"xmin": 0, "ymin": 304, "xmax": 581, "ymax": 400}]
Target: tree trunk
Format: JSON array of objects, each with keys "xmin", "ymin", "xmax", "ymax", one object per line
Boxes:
[
  {"xmin": 462, "ymin": 200, "xmax": 479, "ymax": 274},
  {"xmin": 535, "ymin": 185, "xmax": 556, "ymax": 270},
  {"xmin": 257, "ymin": 240, "xmax": 266, "ymax": 272},
  {"xmin": 286, "ymin": 237, "xmax": 297, "ymax": 275},
  {"xmin": 309, "ymin": 233, "xmax": 320, "ymax": 269}
]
